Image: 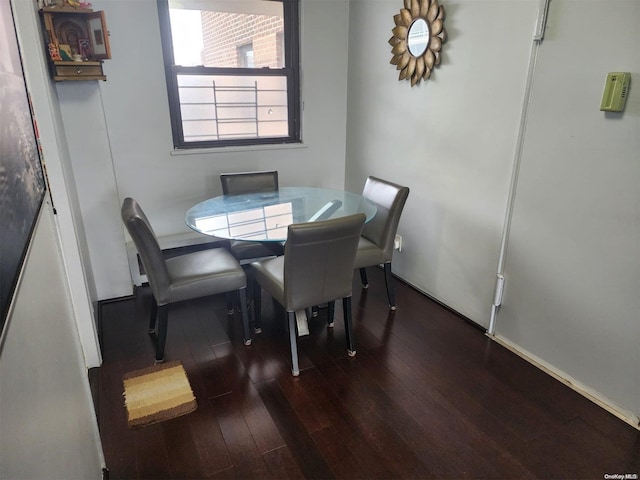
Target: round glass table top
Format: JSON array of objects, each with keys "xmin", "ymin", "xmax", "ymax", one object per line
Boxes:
[{"xmin": 185, "ymin": 187, "xmax": 377, "ymax": 242}]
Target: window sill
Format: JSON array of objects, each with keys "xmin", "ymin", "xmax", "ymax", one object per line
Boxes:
[{"xmin": 170, "ymin": 142, "xmax": 308, "ymax": 157}]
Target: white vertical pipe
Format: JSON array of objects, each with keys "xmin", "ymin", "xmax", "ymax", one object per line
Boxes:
[{"xmin": 488, "ymin": 0, "xmax": 550, "ymax": 335}]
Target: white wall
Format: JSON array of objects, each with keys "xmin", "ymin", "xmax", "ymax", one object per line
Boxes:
[
  {"xmin": 345, "ymin": 0, "xmax": 538, "ymax": 325},
  {"xmin": 17, "ymin": 0, "xmax": 637, "ymax": 427},
  {"xmin": 11, "ymin": 0, "xmax": 354, "ymax": 378},
  {"xmin": 345, "ymin": 0, "xmax": 639, "ymax": 424},
  {"xmin": 13, "ymin": 0, "xmax": 102, "ymax": 367},
  {"xmin": 0, "ymin": 203, "xmax": 104, "ymax": 479},
  {"xmin": 56, "ymin": 81, "xmax": 132, "ymax": 301},
  {"xmin": 496, "ymin": 0, "xmax": 640, "ymax": 424},
  {"xmin": 73, "ymin": 0, "xmax": 352, "ymax": 298}
]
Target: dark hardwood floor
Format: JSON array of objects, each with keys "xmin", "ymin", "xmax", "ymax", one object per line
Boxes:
[{"xmin": 95, "ymin": 267, "xmax": 639, "ymax": 479}]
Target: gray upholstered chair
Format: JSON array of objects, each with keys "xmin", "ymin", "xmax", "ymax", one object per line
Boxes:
[
  {"xmin": 220, "ymin": 170, "xmax": 279, "ymax": 196},
  {"xmin": 250, "ymin": 213, "xmax": 365, "ymax": 376},
  {"xmin": 353, "ymin": 176, "xmax": 410, "ymax": 310},
  {"xmin": 220, "ymin": 170, "xmax": 285, "ymax": 261},
  {"xmin": 121, "ymin": 197, "xmax": 251, "ymax": 362}
]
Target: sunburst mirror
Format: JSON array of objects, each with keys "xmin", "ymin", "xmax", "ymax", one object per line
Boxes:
[{"xmin": 389, "ymin": 0, "xmax": 447, "ymax": 86}]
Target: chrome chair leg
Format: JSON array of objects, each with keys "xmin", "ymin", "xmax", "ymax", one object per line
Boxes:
[{"xmin": 288, "ymin": 311, "xmax": 300, "ymax": 376}]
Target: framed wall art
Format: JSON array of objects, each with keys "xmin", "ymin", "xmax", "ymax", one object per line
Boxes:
[
  {"xmin": 39, "ymin": 7, "xmax": 111, "ymax": 80},
  {"xmin": 78, "ymin": 37, "xmax": 91, "ymax": 60},
  {"xmin": 88, "ymin": 13, "xmax": 110, "ymax": 59}
]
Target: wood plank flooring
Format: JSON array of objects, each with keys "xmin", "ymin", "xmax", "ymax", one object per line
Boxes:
[{"xmin": 95, "ymin": 267, "xmax": 639, "ymax": 479}]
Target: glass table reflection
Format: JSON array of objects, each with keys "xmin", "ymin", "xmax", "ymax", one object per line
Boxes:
[{"xmin": 185, "ymin": 187, "xmax": 377, "ymax": 242}]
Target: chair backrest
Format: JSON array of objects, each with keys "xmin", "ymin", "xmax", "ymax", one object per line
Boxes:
[
  {"xmin": 220, "ymin": 170, "xmax": 279, "ymax": 195},
  {"xmin": 283, "ymin": 213, "xmax": 365, "ymax": 311},
  {"xmin": 361, "ymin": 176, "xmax": 410, "ymax": 262},
  {"xmin": 121, "ymin": 198, "xmax": 171, "ymax": 304}
]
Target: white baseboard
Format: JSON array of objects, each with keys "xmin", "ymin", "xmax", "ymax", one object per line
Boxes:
[{"xmin": 489, "ymin": 333, "xmax": 639, "ymax": 430}]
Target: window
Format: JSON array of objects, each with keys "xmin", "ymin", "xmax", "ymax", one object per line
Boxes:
[
  {"xmin": 237, "ymin": 44, "xmax": 255, "ymax": 68},
  {"xmin": 157, "ymin": 0, "xmax": 300, "ymax": 149}
]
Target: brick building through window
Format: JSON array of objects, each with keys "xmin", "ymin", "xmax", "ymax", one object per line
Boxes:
[{"xmin": 201, "ymin": 12, "xmax": 284, "ymax": 68}]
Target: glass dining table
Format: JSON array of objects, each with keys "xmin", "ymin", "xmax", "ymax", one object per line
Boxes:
[{"xmin": 185, "ymin": 186, "xmax": 377, "ymax": 242}]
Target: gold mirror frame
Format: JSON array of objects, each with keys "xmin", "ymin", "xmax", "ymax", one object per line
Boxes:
[{"xmin": 389, "ymin": 0, "xmax": 447, "ymax": 86}]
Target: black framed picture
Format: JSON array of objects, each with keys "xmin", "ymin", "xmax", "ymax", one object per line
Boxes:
[{"xmin": 0, "ymin": 0, "xmax": 47, "ymax": 337}]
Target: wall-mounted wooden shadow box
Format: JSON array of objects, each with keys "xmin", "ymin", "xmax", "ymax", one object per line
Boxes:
[{"xmin": 40, "ymin": 6, "xmax": 111, "ymax": 81}]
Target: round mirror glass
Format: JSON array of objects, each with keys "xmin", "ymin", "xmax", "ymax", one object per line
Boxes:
[{"xmin": 407, "ymin": 18, "xmax": 430, "ymax": 57}]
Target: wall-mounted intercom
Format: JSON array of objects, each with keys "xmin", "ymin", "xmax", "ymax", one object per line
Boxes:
[{"xmin": 600, "ymin": 72, "xmax": 630, "ymax": 112}]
